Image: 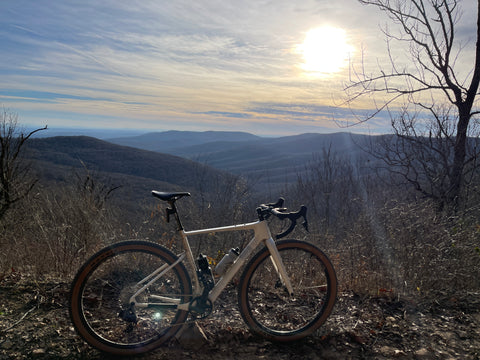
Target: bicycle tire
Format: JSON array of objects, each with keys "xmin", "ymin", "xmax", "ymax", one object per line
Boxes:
[
  {"xmin": 238, "ymin": 239, "xmax": 337, "ymax": 341},
  {"xmin": 70, "ymin": 240, "xmax": 192, "ymax": 355}
]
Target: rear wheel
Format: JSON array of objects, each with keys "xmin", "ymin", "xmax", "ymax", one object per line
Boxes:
[
  {"xmin": 238, "ymin": 240, "xmax": 337, "ymax": 341},
  {"xmin": 70, "ymin": 241, "xmax": 192, "ymax": 355}
]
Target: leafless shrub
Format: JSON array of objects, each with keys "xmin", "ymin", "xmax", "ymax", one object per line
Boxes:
[
  {"xmin": 0, "ymin": 108, "xmax": 46, "ymax": 220},
  {"xmin": 309, "ymin": 195, "xmax": 480, "ymax": 298},
  {"xmin": 0, "ymin": 172, "xmax": 123, "ymax": 277},
  {"xmin": 289, "ymin": 146, "xmax": 480, "ymax": 298}
]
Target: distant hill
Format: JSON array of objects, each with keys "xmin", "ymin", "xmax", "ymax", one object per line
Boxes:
[
  {"xmin": 108, "ymin": 130, "xmax": 261, "ymax": 153},
  {"xmin": 24, "ymin": 136, "xmax": 234, "ymax": 197},
  {"xmin": 18, "ymin": 133, "xmax": 377, "ymax": 232},
  {"xmin": 23, "ymin": 132, "xmax": 376, "ymax": 206},
  {"xmin": 28, "ymin": 127, "xmax": 146, "ymax": 139},
  {"xmin": 108, "ymin": 131, "xmax": 373, "ymax": 189}
]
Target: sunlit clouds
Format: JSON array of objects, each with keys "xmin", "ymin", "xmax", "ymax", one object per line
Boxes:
[{"xmin": 0, "ymin": 0, "xmax": 477, "ymax": 135}]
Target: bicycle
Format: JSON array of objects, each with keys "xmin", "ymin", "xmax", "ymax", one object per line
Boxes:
[{"xmin": 69, "ymin": 191, "xmax": 337, "ymax": 356}]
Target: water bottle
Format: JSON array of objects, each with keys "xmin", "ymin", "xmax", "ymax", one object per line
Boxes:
[{"xmin": 214, "ymin": 247, "xmax": 240, "ymax": 276}]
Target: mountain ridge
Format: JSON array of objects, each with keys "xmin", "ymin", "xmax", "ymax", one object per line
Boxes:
[
  {"xmin": 25, "ymin": 136, "xmax": 233, "ymax": 195},
  {"xmin": 25, "ymin": 131, "xmax": 375, "ymax": 197},
  {"xmin": 108, "ymin": 131, "xmax": 373, "ymax": 187},
  {"xmin": 108, "ymin": 130, "xmax": 262, "ymax": 153}
]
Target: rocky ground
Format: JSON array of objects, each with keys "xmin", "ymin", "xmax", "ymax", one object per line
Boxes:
[{"xmin": 0, "ymin": 272, "xmax": 479, "ymax": 359}]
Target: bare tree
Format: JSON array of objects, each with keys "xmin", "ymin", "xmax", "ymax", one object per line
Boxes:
[
  {"xmin": 294, "ymin": 145, "xmax": 358, "ymax": 233},
  {"xmin": 0, "ymin": 108, "xmax": 47, "ymax": 220},
  {"xmin": 368, "ymin": 105, "xmax": 480, "ymax": 210},
  {"xmin": 345, "ymin": 0, "xmax": 480, "ymax": 210}
]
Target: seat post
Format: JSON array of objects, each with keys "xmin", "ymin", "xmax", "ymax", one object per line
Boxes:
[
  {"xmin": 152, "ymin": 191, "xmax": 190, "ymax": 231},
  {"xmin": 167, "ymin": 200, "xmax": 184, "ymax": 231}
]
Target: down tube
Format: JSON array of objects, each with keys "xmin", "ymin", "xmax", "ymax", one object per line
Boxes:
[{"xmin": 208, "ymin": 236, "xmax": 260, "ymax": 302}]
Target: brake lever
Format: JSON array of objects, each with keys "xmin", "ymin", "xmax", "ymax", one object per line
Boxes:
[
  {"xmin": 266, "ymin": 198, "xmax": 285, "ymax": 209},
  {"xmin": 298, "ymin": 205, "xmax": 308, "ymax": 232},
  {"xmin": 302, "ymin": 218, "xmax": 309, "ymax": 232}
]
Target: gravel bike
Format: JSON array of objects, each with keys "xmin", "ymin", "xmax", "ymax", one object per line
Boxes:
[{"xmin": 70, "ymin": 191, "xmax": 337, "ymax": 355}]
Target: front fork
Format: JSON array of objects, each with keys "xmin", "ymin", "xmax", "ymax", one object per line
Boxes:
[{"xmin": 264, "ymin": 237, "xmax": 294, "ymax": 296}]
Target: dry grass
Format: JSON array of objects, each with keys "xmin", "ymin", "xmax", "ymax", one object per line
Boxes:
[
  {"xmin": 312, "ymin": 198, "xmax": 480, "ymax": 299},
  {"xmin": 0, "ymin": 179, "xmax": 127, "ymax": 278},
  {"xmin": 1, "ymin": 175, "xmax": 479, "ymax": 302}
]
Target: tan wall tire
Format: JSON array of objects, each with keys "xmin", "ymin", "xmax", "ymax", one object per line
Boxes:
[
  {"xmin": 238, "ymin": 239, "xmax": 337, "ymax": 341},
  {"xmin": 69, "ymin": 241, "xmax": 192, "ymax": 355}
]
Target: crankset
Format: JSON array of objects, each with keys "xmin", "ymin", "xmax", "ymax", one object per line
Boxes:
[{"xmin": 188, "ymin": 296, "xmax": 213, "ymax": 319}]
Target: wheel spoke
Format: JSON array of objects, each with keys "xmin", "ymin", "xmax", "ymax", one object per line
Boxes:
[
  {"xmin": 238, "ymin": 240, "xmax": 337, "ymax": 340},
  {"xmin": 70, "ymin": 241, "xmax": 192, "ymax": 355}
]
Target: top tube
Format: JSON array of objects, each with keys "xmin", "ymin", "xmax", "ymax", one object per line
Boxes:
[{"xmin": 183, "ymin": 221, "xmax": 261, "ymax": 236}]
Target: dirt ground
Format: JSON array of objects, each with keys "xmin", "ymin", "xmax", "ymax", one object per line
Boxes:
[{"xmin": 0, "ymin": 273, "xmax": 479, "ymax": 359}]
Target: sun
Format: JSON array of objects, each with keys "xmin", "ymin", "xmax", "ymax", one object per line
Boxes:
[{"xmin": 298, "ymin": 26, "xmax": 353, "ymax": 76}]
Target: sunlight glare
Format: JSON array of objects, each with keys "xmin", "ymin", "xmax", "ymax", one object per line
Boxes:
[{"xmin": 298, "ymin": 26, "xmax": 353, "ymax": 76}]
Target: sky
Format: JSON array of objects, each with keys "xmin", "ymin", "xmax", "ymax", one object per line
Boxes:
[{"xmin": 0, "ymin": 0, "xmax": 478, "ymax": 136}]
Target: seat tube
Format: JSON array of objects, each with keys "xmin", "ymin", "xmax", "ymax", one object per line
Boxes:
[
  {"xmin": 179, "ymin": 229, "xmax": 201, "ymax": 292},
  {"xmin": 264, "ymin": 237, "xmax": 294, "ymax": 296}
]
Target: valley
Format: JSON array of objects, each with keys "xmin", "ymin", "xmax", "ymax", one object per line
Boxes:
[{"xmin": 25, "ymin": 130, "xmax": 373, "ymax": 200}]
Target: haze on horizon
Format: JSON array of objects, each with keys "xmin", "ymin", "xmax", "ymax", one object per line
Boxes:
[{"xmin": 1, "ymin": 0, "xmax": 478, "ymax": 136}]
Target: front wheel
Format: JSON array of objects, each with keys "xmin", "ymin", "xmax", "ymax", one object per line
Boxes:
[
  {"xmin": 70, "ymin": 241, "xmax": 192, "ymax": 355},
  {"xmin": 238, "ymin": 239, "xmax": 337, "ymax": 341}
]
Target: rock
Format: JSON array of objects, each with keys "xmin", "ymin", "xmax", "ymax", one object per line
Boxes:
[
  {"xmin": 31, "ymin": 348, "xmax": 46, "ymax": 357},
  {"xmin": 394, "ymin": 349, "xmax": 407, "ymax": 357},
  {"xmin": 379, "ymin": 346, "xmax": 406, "ymax": 357},
  {"xmin": 414, "ymin": 348, "xmax": 434, "ymax": 359},
  {"xmin": 176, "ymin": 322, "xmax": 209, "ymax": 350},
  {"xmin": 0, "ymin": 340, "xmax": 13, "ymax": 350}
]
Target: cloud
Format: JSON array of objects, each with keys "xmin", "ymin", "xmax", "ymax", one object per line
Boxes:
[
  {"xmin": 195, "ymin": 111, "xmax": 253, "ymax": 119},
  {"xmin": 1, "ymin": 0, "xmax": 477, "ymax": 135},
  {"xmin": 249, "ymin": 103, "xmax": 336, "ymax": 118}
]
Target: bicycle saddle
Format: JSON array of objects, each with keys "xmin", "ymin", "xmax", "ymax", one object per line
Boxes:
[{"xmin": 152, "ymin": 191, "xmax": 191, "ymax": 202}]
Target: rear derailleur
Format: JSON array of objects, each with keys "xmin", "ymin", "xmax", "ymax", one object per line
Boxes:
[{"xmin": 119, "ymin": 302, "xmax": 137, "ymax": 333}]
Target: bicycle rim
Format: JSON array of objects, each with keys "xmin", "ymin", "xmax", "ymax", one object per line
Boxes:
[
  {"xmin": 70, "ymin": 241, "xmax": 192, "ymax": 355},
  {"xmin": 238, "ymin": 240, "xmax": 337, "ymax": 341}
]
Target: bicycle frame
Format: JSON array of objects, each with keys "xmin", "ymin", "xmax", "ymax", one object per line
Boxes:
[{"xmin": 130, "ymin": 219, "xmax": 294, "ymax": 311}]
